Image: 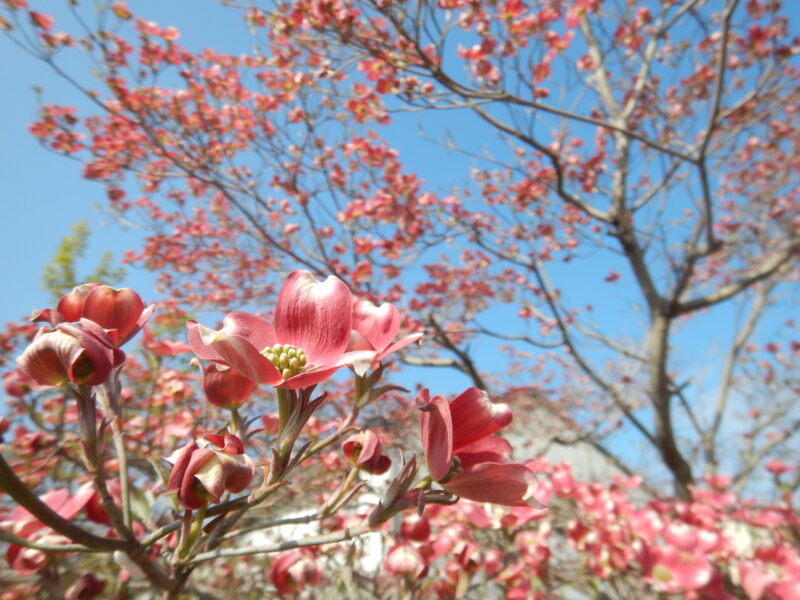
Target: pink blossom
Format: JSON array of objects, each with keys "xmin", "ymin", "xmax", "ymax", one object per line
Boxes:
[
  {"xmin": 32, "ymin": 283, "xmax": 154, "ymax": 346},
  {"xmin": 269, "ymin": 550, "xmax": 322, "ymax": 595},
  {"xmin": 165, "ymin": 433, "xmax": 255, "ymax": 509},
  {"xmin": 341, "ymin": 430, "xmax": 392, "ymax": 475},
  {"xmin": 187, "ymin": 270, "xmax": 375, "ymax": 389},
  {"xmin": 419, "ymin": 387, "xmax": 537, "ymax": 506},
  {"xmin": 16, "ymin": 320, "xmax": 126, "ymax": 389},
  {"xmin": 348, "ymin": 298, "xmax": 422, "ymax": 365}
]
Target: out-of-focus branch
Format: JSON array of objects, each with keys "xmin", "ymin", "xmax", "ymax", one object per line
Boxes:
[
  {"xmin": 673, "ymin": 245, "xmax": 798, "ymax": 315},
  {"xmin": 427, "ymin": 315, "xmax": 488, "ymax": 391},
  {"xmin": 0, "ymin": 452, "xmax": 125, "ymax": 552},
  {"xmin": 187, "ymin": 525, "xmax": 371, "ymax": 565},
  {"xmin": 706, "ymin": 284, "xmax": 771, "ymax": 473}
]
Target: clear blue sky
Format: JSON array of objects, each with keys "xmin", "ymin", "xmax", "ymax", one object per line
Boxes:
[{"xmin": 0, "ymin": 2, "xmax": 254, "ymax": 324}]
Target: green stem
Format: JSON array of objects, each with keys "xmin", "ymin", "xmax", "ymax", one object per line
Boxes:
[
  {"xmin": 98, "ymin": 380, "xmax": 132, "ymax": 529},
  {"xmin": 229, "ymin": 408, "xmax": 241, "ymax": 437},
  {"xmin": 179, "ymin": 504, "xmax": 207, "ymax": 559},
  {"xmin": 276, "ymin": 388, "xmax": 289, "ymax": 433},
  {"xmin": 322, "ymin": 466, "xmax": 359, "ymax": 516},
  {"xmin": 354, "ymin": 374, "xmax": 364, "ymax": 409}
]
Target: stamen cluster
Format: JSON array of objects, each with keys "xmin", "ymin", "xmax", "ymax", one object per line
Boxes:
[{"xmin": 260, "ymin": 343, "xmax": 307, "ymax": 379}]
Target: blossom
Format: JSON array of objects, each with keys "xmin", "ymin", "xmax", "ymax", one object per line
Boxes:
[
  {"xmin": 348, "ymin": 299, "xmax": 423, "ymax": 365},
  {"xmin": 269, "ymin": 550, "xmax": 322, "ymax": 595},
  {"xmin": 3, "ymin": 369, "xmax": 33, "ymax": 397},
  {"xmin": 342, "ymin": 430, "xmax": 392, "ymax": 475},
  {"xmin": 187, "ymin": 270, "xmax": 375, "ymax": 389},
  {"xmin": 419, "ymin": 387, "xmax": 537, "ymax": 506},
  {"xmin": 383, "ymin": 543, "xmax": 428, "ymax": 578},
  {"xmin": 32, "ymin": 283, "xmax": 154, "ymax": 346},
  {"xmin": 2, "ymin": 484, "xmax": 95, "ymax": 575},
  {"xmin": 165, "ymin": 433, "xmax": 255, "ymax": 509},
  {"xmin": 16, "ymin": 320, "xmax": 126, "ymax": 389}
]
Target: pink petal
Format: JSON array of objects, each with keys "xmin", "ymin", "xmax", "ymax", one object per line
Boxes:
[
  {"xmin": 219, "ymin": 454, "xmax": 255, "ymax": 493},
  {"xmin": 342, "ymin": 431, "xmax": 379, "ymax": 465},
  {"xmin": 165, "ymin": 441, "xmax": 197, "ymax": 496},
  {"xmin": 219, "ymin": 311, "xmax": 277, "ymax": 349},
  {"xmin": 56, "ymin": 482, "xmax": 96, "ymax": 520},
  {"xmin": 352, "ymin": 300, "xmax": 400, "ymax": 352},
  {"xmin": 279, "ymin": 349, "xmax": 377, "ymax": 388},
  {"xmin": 348, "ymin": 330, "xmax": 375, "ymax": 352},
  {"xmin": 663, "ymin": 523, "xmax": 699, "ymax": 553},
  {"xmin": 279, "ymin": 366, "xmax": 339, "ymax": 390},
  {"xmin": 443, "ymin": 463, "xmax": 538, "ymax": 507},
  {"xmin": 274, "ymin": 271, "xmax": 352, "ymax": 365},
  {"xmin": 181, "ymin": 447, "xmax": 216, "ymax": 505},
  {"xmin": 455, "ymin": 435, "xmax": 512, "ymax": 469},
  {"xmin": 376, "ymin": 332, "xmax": 423, "ymax": 362},
  {"xmin": 739, "ymin": 562, "xmax": 772, "ymax": 600},
  {"xmin": 56, "ymin": 283, "xmax": 100, "ymax": 322},
  {"xmin": 202, "ymin": 364, "xmax": 256, "ymax": 410},
  {"xmin": 419, "ymin": 391, "xmax": 453, "ymax": 482},
  {"xmin": 651, "ymin": 546, "xmax": 713, "ymax": 592},
  {"xmin": 7, "ymin": 544, "xmax": 47, "ymax": 575},
  {"xmin": 16, "ymin": 328, "xmax": 82, "ymax": 389},
  {"xmin": 449, "ymin": 388, "xmax": 512, "ymax": 453},
  {"xmin": 82, "ymin": 286, "xmax": 146, "ymax": 344}
]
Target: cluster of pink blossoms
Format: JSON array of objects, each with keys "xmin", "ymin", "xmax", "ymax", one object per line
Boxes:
[
  {"xmin": 5, "ymin": 270, "xmax": 540, "ymax": 589},
  {"xmin": 179, "ymin": 269, "xmax": 536, "ymax": 510}
]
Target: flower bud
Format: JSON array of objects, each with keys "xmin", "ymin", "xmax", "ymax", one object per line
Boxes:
[
  {"xmin": 342, "ymin": 430, "xmax": 392, "ymax": 475},
  {"xmin": 383, "ymin": 543, "xmax": 428, "ymax": 579},
  {"xmin": 32, "ymin": 284, "xmax": 154, "ymax": 346},
  {"xmin": 269, "ymin": 550, "xmax": 322, "ymax": 595},
  {"xmin": 16, "ymin": 320, "xmax": 125, "ymax": 389},
  {"xmin": 202, "ymin": 364, "xmax": 256, "ymax": 410},
  {"xmin": 165, "ymin": 433, "xmax": 255, "ymax": 509}
]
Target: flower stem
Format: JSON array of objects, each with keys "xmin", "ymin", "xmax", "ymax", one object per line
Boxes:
[
  {"xmin": 98, "ymin": 377, "xmax": 132, "ymax": 529},
  {"xmin": 276, "ymin": 387, "xmax": 289, "ymax": 433},
  {"xmin": 179, "ymin": 504, "xmax": 207, "ymax": 559}
]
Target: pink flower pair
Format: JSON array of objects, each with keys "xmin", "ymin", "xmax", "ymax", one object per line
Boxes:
[{"xmin": 16, "ymin": 284, "xmax": 153, "ymax": 389}]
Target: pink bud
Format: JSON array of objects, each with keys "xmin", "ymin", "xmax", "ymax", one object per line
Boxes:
[
  {"xmin": 383, "ymin": 544, "xmax": 428, "ymax": 579},
  {"xmin": 81, "ymin": 285, "xmax": 153, "ymax": 345},
  {"xmin": 342, "ymin": 430, "xmax": 392, "ymax": 475},
  {"xmin": 165, "ymin": 433, "xmax": 255, "ymax": 509},
  {"xmin": 269, "ymin": 550, "xmax": 322, "ymax": 595},
  {"xmin": 16, "ymin": 321, "xmax": 125, "ymax": 389},
  {"xmin": 202, "ymin": 364, "xmax": 256, "ymax": 410}
]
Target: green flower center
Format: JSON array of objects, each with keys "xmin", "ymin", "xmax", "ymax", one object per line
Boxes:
[{"xmin": 260, "ymin": 343, "xmax": 307, "ymax": 380}]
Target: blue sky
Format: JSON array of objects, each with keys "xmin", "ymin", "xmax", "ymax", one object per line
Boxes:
[{"xmin": 0, "ymin": 2, "xmax": 250, "ymax": 324}]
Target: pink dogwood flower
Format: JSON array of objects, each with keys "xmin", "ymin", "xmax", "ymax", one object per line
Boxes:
[
  {"xmin": 269, "ymin": 550, "xmax": 322, "ymax": 595},
  {"xmin": 348, "ymin": 299, "xmax": 423, "ymax": 365},
  {"xmin": 187, "ymin": 270, "xmax": 375, "ymax": 389},
  {"xmin": 2, "ymin": 484, "xmax": 96, "ymax": 575},
  {"xmin": 342, "ymin": 430, "xmax": 392, "ymax": 475},
  {"xmin": 383, "ymin": 543, "xmax": 429, "ymax": 579},
  {"xmin": 419, "ymin": 387, "xmax": 537, "ymax": 507},
  {"xmin": 32, "ymin": 283, "xmax": 154, "ymax": 346},
  {"xmin": 16, "ymin": 320, "xmax": 126, "ymax": 389},
  {"xmin": 165, "ymin": 433, "xmax": 255, "ymax": 510}
]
